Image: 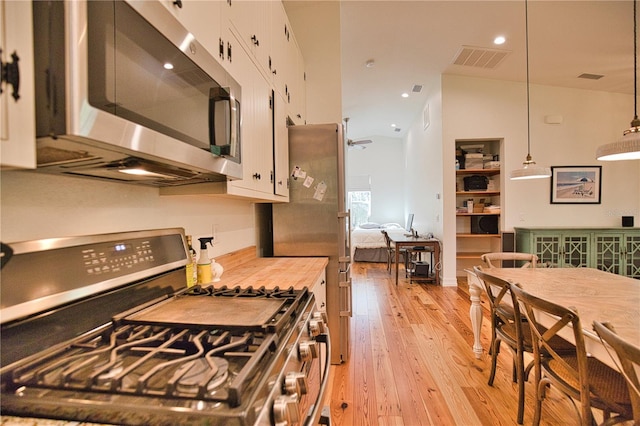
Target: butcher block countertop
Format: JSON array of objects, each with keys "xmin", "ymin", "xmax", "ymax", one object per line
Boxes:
[{"xmin": 215, "ymin": 255, "xmax": 328, "ymax": 290}]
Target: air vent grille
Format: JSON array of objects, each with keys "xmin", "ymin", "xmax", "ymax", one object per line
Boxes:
[
  {"xmin": 412, "ymin": 85, "xmax": 423, "ymax": 93},
  {"xmin": 394, "ymin": 128, "xmax": 401, "ymax": 133},
  {"xmin": 453, "ymin": 46, "xmax": 510, "ymax": 69}
]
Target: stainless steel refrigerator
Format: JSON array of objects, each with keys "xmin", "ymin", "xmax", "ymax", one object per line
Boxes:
[{"xmin": 272, "ymin": 123, "xmax": 352, "ymax": 364}]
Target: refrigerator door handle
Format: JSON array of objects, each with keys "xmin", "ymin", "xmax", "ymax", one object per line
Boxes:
[
  {"xmin": 339, "ymin": 268, "xmax": 352, "ymax": 318},
  {"xmin": 338, "ymin": 210, "xmax": 351, "ymax": 264}
]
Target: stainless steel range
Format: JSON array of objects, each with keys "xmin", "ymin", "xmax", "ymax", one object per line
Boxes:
[{"xmin": 0, "ymin": 228, "xmax": 330, "ymax": 425}]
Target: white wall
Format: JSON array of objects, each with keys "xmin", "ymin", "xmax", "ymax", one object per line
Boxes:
[
  {"xmin": 0, "ymin": 171, "xmax": 256, "ymax": 259},
  {"xmin": 438, "ymin": 74, "xmax": 640, "ymax": 286},
  {"xmin": 346, "ymin": 135, "xmax": 405, "ymax": 224},
  {"xmin": 404, "ymin": 90, "xmax": 445, "ymax": 239}
]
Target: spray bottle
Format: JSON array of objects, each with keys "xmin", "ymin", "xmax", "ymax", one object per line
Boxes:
[
  {"xmin": 197, "ymin": 237, "xmax": 214, "ymax": 284},
  {"xmin": 185, "ymin": 235, "xmax": 198, "ymax": 288}
]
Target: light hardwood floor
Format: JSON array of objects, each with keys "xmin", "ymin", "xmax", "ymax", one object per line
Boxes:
[{"xmin": 323, "ymin": 261, "xmax": 586, "ymax": 425}]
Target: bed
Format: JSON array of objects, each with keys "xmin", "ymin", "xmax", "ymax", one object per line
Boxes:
[{"xmin": 351, "ymin": 223, "xmax": 407, "ymax": 262}]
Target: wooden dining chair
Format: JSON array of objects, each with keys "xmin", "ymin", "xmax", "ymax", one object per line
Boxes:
[
  {"xmin": 381, "ymin": 230, "xmax": 395, "ymax": 273},
  {"xmin": 473, "ymin": 266, "xmax": 531, "ymax": 424},
  {"xmin": 510, "ymin": 284, "xmax": 633, "ymax": 426},
  {"xmin": 481, "ymin": 252, "xmax": 539, "ymax": 269},
  {"xmin": 593, "ymin": 321, "xmax": 640, "ymax": 423}
]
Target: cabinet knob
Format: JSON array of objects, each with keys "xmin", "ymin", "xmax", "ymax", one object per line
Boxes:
[
  {"xmin": 253, "ymin": 173, "xmax": 261, "ymax": 180},
  {"xmin": 251, "ymin": 35, "xmax": 260, "ymax": 46},
  {"xmin": 172, "ymin": 0, "xmax": 182, "ymax": 8}
]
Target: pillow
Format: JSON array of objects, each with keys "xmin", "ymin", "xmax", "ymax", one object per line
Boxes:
[
  {"xmin": 359, "ymin": 222, "xmax": 381, "ymax": 229},
  {"xmin": 381, "ymin": 223, "xmax": 403, "ymax": 229}
]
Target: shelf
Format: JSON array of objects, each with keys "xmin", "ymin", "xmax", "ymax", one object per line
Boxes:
[
  {"xmin": 456, "ymin": 169, "xmax": 500, "ymax": 176},
  {"xmin": 456, "ymin": 212, "xmax": 500, "ymax": 216},
  {"xmin": 456, "ymin": 191, "xmax": 500, "ymax": 196},
  {"xmin": 457, "ymin": 233, "xmax": 501, "ymax": 238}
]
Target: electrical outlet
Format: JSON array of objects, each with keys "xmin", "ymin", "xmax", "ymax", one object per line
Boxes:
[{"xmin": 212, "ymin": 224, "xmax": 219, "ymax": 244}]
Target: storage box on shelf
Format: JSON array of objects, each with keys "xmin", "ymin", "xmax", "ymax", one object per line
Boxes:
[{"xmin": 455, "ymin": 139, "xmax": 503, "ymax": 278}]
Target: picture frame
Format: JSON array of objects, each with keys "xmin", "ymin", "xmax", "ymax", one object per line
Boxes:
[{"xmin": 550, "ymin": 166, "xmax": 602, "ymax": 204}]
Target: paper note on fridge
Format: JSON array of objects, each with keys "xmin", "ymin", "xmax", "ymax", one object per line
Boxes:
[
  {"xmin": 313, "ymin": 181, "xmax": 327, "ymax": 201},
  {"xmin": 291, "ymin": 166, "xmax": 307, "ymax": 179},
  {"xmin": 303, "ymin": 176, "xmax": 314, "ymax": 188}
]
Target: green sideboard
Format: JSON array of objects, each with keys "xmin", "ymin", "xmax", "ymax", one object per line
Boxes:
[{"xmin": 515, "ymin": 227, "xmax": 640, "ymax": 279}]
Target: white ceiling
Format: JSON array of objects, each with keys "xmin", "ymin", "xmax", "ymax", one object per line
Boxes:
[{"xmin": 339, "ymin": 0, "xmax": 636, "ymax": 141}]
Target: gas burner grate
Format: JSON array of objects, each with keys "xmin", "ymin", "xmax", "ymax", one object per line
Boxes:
[{"xmin": 6, "ymin": 323, "xmax": 277, "ymax": 407}]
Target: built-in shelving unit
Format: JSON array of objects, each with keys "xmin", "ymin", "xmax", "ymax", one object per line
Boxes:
[{"xmin": 455, "ymin": 139, "xmax": 503, "ymax": 278}]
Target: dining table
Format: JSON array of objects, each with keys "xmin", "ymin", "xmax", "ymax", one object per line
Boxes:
[
  {"xmin": 467, "ymin": 267, "xmax": 640, "ymax": 368},
  {"xmin": 390, "ymin": 235, "xmax": 441, "ymax": 286}
]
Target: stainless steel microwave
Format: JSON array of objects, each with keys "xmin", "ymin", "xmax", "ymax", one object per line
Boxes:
[{"xmin": 32, "ymin": 0, "xmax": 242, "ymax": 186}]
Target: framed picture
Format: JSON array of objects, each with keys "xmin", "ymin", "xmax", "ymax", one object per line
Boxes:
[{"xmin": 550, "ymin": 166, "xmax": 602, "ymax": 204}]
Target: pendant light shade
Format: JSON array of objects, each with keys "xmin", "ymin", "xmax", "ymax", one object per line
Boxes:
[
  {"xmin": 510, "ymin": 155, "xmax": 552, "ymax": 180},
  {"xmin": 510, "ymin": 0, "xmax": 551, "ymax": 180},
  {"xmin": 596, "ymin": 0, "xmax": 640, "ymax": 161}
]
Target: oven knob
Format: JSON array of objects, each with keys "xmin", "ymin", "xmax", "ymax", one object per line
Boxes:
[
  {"xmin": 273, "ymin": 394, "xmax": 300, "ymax": 425},
  {"xmin": 313, "ymin": 311, "xmax": 328, "ymax": 324},
  {"xmin": 284, "ymin": 371, "xmax": 308, "ymax": 396},
  {"xmin": 299, "ymin": 340, "xmax": 319, "ymax": 361},
  {"xmin": 309, "ymin": 318, "xmax": 326, "ymax": 337}
]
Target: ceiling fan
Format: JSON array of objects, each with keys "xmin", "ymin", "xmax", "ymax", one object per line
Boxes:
[{"xmin": 344, "ymin": 117, "xmax": 372, "ymax": 150}]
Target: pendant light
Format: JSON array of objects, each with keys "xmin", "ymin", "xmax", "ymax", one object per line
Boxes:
[
  {"xmin": 510, "ymin": 0, "xmax": 552, "ymax": 180},
  {"xmin": 596, "ymin": 0, "xmax": 640, "ymax": 161}
]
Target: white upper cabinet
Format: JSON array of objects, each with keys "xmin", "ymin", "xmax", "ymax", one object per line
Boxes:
[
  {"xmin": 289, "ymin": 37, "xmax": 306, "ymax": 125},
  {"xmin": 0, "ymin": 0, "xmax": 36, "ymax": 169},
  {"xmin": 273, "ymin": 92, "xmax": 289, "ymax": 198},
  {"xmin": 222, "ymin": 1, "xmax": 272, "ymax": 78},
  {"xmin": 159, "ymin": 0, "xmax": 222, "ymax": 61}
]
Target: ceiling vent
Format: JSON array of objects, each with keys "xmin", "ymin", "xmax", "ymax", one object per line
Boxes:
[
  {"xmin": 394, "ymin": 128, "xmax": 401, "ymax": 133},
  {"xmin": 578, "ymin": 73, "xmax": 604, "ymax": 80},
  {"xmin": 453, "ymin": 45, "xmax": 510, "ymax": 69},
  {"xmin": 412, "ymin": 84, "xmax": 423, "ymax": 93}
]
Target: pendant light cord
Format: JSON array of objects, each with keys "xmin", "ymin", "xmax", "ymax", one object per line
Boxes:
[
  {"xmin": 634, "ymin": 0, "xmax": 637, "ymax": 121},
  {"xmin": 525, "ymin": 0, "xmax": 532, "ymax": 158}
]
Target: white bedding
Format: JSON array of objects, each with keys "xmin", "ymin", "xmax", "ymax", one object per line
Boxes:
[{"xmin": 351, "ymin": 223, "xmax": 406, "ymax": 258}]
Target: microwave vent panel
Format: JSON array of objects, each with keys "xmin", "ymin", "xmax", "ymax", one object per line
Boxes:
[{"xmin": 453, "ymin": 46, "xmax": 511, "ymax": 69}]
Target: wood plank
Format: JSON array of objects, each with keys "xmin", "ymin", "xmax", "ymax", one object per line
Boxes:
[{"xmin": 326, "ymin": 262, "xmax": 582, "ymax": 426}]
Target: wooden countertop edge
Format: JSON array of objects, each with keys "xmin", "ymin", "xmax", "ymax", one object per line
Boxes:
[{"xmin": 214, "ymin": 246, "xmax": 329, "ymax": 291}]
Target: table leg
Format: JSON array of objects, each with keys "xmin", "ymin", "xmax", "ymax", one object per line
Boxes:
[
  {"xmin": 468, "ymin": 278, "xmax": 484, "ymax": 359},
  {"xmin": 395, "ymin": 245, "xmax": 399, "ymax": 285}
]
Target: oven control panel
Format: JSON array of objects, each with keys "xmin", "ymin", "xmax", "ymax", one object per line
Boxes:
[{"xmin": 1, "ymin": 229, "xmax": 188, "ymax": 325}]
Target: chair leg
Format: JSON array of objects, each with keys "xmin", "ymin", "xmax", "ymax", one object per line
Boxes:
[
  {"xmin": 488, "ymin": 337, "xmax": 501, "ymax": 386},
  {"xmin": 515, "ymin": 348, "xmax": 526, "ymax": 425}
]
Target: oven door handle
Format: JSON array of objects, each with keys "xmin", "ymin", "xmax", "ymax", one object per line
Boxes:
[{"xmin": 307, "ymin": 329, "xmax": 331, "ymax": 426}]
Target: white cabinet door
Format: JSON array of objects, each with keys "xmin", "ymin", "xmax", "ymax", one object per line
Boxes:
[
  {"xmin": 222, "ymin": 0, "xmax": 271, "ymax": 78},
  {"xmin": 310, "ymin": 269, "xmax": 327, "ymax": 314},
  {"xmin": 159, "ymin": 0, "xmax": 222, "ymax": 61},
  {"xmin": 270, "ymin": 2, "xmax": 293, "ymax": 101},
  {"xmin": 0, "ymin": 0, "xmax": 36, "ymax": 169},
  {"xmin": 273, "ymin": 92, "xmax": 289, "ymax": 198},
  {"xmin": 226, "ymin": 29, "xmax": 274, "ymax": 196},
  {"xmin": 288, "ymin": 37, "xmax": 306, "ymax": 125}
]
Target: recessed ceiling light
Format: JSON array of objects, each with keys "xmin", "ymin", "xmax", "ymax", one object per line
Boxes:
[
  {"xmin": 494, "ymin": 36, "xmax": 506, "ymax": 45},
  {"xmin": 365, "ymin": 59, "xmax": 375, "ymax": 68},
  {"xmin": 163, "ymin": 62, "xmax": 174, "ymax": 70},
  {"xmin": 391, "ymin": 124, "xmax": 397, "ymax": 127},
  {"xmin": 401, "ymin": 93, "xmax": 409, "ymax": 98}
]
